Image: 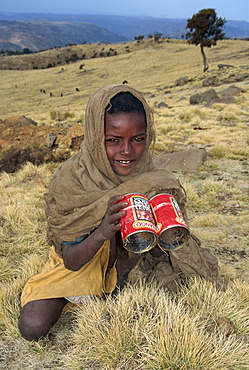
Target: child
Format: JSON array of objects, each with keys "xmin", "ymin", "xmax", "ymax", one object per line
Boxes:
[{"xmin": 19, "ymin": 84, "xmax": 222, "ymax": 341}]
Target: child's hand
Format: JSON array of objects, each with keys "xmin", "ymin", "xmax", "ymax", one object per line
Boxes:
[{"xmin": 98, "ymin": 195, "xmax": 128, "ymax": 241}]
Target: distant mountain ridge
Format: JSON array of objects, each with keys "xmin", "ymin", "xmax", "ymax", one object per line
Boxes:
[
  {"xmin": 0, "ymin": 19, "xmax": 127, "ymax": 51},
  {"xmin": 0, "ymin": 12, "xmax": 248, "ymax": 52}
]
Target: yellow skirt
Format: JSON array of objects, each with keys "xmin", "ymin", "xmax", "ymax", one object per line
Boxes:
[{"xmin": 21, "ymin": 241, "xmax": 117, "ymax": 307}]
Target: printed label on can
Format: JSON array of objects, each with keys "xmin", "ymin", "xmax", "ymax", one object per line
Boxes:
[
  {"xmin": 150, "ymin": 193, "xmax": 189, "ymax": 251},
  {"xmin": 170, "ymin": 196, "xmax": 187, "ymax": 226},
  {"xmin": 121, "ymin": 194, "xmax": 158, "ymax": 236},
  {"xmin": 119, "ymin": 193, "xmax": 157, "ymax": 253}
]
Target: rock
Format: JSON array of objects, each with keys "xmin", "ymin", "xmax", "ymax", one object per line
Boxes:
[
  {"xmin": 201, "ymin": 89, "xmax": 219, "ymax": 102},
  {"xmin": 70, "ymin": 135, "xmax": 85, "ymax": 149},
  {"xmin": 205, "ymin": 96, "xmax": 235, "ymax": 106},
  {"xmin": 202, "ymin": 76, "xmax": 217, "ymax": 87},
  {"xmin": 3, "ymin": 115, "xmax": 37, "ymax": 127},
  {"xmin": 218, "ymin": 64, "xmax": 234, "ymax": 69},
  {"xmin": 235, "ymin": 72, "xmax": 249, "ymax": 82},
  {"xmin": 175, "ymin": 76, "xmax": 190, "ymax": 86},
  {"xmin": 224, "ymin": 72, "xmax": 249, "ymax": 83},
  {"xmin": 190, "ymin": 89, "xmax": 218, "ymax": 105},
  {"xmin": 154, "ymin": 102, "xmax": 168, "ymax": 109},
  {"xmin": 59, "ymin": 124, "xmax": 84, "ymax": 148},
  {"xmin": 47, "ymin": 134, "xmax": 57, "ymax": 148},
  {"xmin": 153, "ymin": 149, "xmax": 207, "ymax": 172},
  {"xmin": 190, "ymin": 93, "xmax": 202, "ymax": 105},
  {"xmin": 190, "ymin": 85, "xmax": 240, "ymax": 106},
  {"xmin": 197, "ymin": 85, "xmax": 243, "ymax": 106},
  {"xmin": 219, "ymin": 85, "xmax": 244, "ymax": 97}
]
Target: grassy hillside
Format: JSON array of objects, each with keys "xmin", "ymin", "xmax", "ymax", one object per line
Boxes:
[
  {"xmin": 1, "ymin": 38, "xmax": 248, "ymax": 119},
  {"xmin": 0, "ymin": 38, "xmax": 134, "ymax": 70},
  {"xmin": 0, "ymin": 38, "xmax": 248, "ymax": 369}
]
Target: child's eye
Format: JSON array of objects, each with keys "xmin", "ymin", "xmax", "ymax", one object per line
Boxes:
[
  {"xmin": 106, "ymin": 138, "xmax": 119, "ymax": 143},
  {"xmin": 133, "ymin": 137, "xmax": 145, "ymax": 142}
]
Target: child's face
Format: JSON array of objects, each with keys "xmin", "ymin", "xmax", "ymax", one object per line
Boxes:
[{"xmin": 105, "ymin": 112, "xmax": 146, "ymax": 176}]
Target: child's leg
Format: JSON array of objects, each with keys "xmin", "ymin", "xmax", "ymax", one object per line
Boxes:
[{"xmin": 19, "ymin": 297, "xmax": 68, "ymax": 341}]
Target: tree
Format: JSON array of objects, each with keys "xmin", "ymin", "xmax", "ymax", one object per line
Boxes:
[
  {"xmin": 186, "ymin": 9, "xmax": 226, "ymax": 72},
  {"xmin": 134, "ymin": 35, "xmax": 144, "ymax": 42},
  {"xmin": 22, "ymin": 47, "xmax": 33, "ymax": 54},
  {"xmin": 154, "ymin": 33, "xmax": 163, "ymax": 42}
]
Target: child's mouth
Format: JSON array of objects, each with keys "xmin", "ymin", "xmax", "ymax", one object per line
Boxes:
[{"xmin": 118, "ymin": 160, "xmax": 133, "ymax": 164}]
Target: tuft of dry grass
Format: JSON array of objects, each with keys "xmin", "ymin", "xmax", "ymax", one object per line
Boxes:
[
  {"xmin": 50, "ymin": 109, "xmax": 75, "ymax": 121},
  {"xmin": 0, "ymin": 163, "xmax": 53, "ymax": 339},
  {"xmin": 66, "ymin": 279, "xmax": 249, "ymax": 369}
]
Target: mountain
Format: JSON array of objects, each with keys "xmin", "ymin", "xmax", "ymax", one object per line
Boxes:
[
  {"xmin": 36, "ymin": 14, "xmax": 248, "ymax": 39},
  {"xmin": 0, "ymin": 19, "xmax": 127, "ymax": 51},
  {"xmin": 0, "ymin": 13, "xmax": 248, "ymax": 52}
]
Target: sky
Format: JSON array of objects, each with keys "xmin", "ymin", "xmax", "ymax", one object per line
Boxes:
[{"xmin": 0, "ymin": 0, "xmax": 248, "ymax": 22}]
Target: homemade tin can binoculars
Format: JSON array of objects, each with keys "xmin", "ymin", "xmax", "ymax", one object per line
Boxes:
[{"xmin": 119, "ymin": 193, "xmax": 189, "ymax": 253}]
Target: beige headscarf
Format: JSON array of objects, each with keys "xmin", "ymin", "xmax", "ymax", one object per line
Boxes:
[{"xmin": 45, "ymin": 84, "xmax": 185, "ymax": 255}]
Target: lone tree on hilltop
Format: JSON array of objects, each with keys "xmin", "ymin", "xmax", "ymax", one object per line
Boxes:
[{"xmin": 186, "ymin": 8, "xmax": 226, "ymax": 72}]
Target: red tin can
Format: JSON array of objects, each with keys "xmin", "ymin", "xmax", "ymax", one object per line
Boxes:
[
  {"xmin": 150, "ymin": 193, "xmax": 189, "ymax": 251},
  {"xmin": 119, "ymin": 193, "xmax": 158, "ymax": 253}
]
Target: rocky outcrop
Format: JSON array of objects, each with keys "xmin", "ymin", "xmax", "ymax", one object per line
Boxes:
[
  {"xmin": 0, "ymin": 116, "xmax": 85, "ymax": 173},
  {"xmin": 190, "ymin": 85, "xmax": 244, "ymax": 106},
  {"xmin": 190, "ymin": 89, "xmax": 219, "ymax": 105},
  {"xmin": 3, "ymin": 115, "xmax": 37, "ymax": 127},
  {"xmin": 0, "ymin": 116, "xmax": 84, "ymax": 150}
]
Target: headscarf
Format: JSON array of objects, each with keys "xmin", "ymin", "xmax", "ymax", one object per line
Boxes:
[
  {"xmin": 83, "ymin": 84, "xmax": 156, "ymax": 184},
  {"xmin": 45, "ymin": 84, "xmax": 185, "ymax": 255}
]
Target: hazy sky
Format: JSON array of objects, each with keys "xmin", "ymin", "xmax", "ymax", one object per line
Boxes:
[{"xmin": 1, "ymin": 0, "xmax": 248, "ymax": 22}]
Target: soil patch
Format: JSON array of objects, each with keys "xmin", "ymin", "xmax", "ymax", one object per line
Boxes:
[{"xmin": 0, "ymin": 146, "xmax": 71, "ymax": 173}]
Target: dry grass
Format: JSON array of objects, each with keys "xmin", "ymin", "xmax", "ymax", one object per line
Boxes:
[
  {"xmin": 0, "ymin": 38, "xmax": 248, "ymax": 368},
  {"xmin": 66, "ymin": 279, "xmax": 249, "ymax": 369},
  {"xmin": 1, "ymin": 38, "xmax": 248, "ymax": 123}
]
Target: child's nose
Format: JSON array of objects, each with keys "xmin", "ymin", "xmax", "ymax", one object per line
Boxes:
[{"xmin": 121, "ymin": 141, "xmax": 132, "ymax": 154}]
